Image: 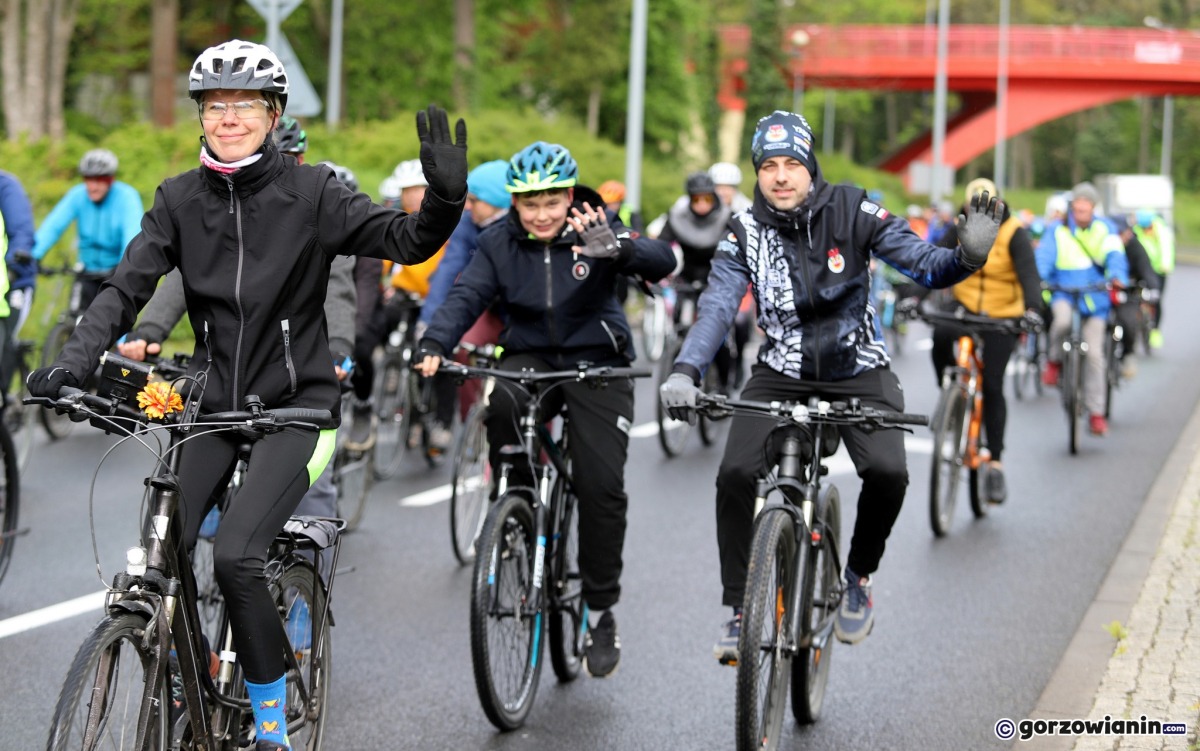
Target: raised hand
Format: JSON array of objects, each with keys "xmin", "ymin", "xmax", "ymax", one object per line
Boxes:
[{"xmin": 416, "ymin": 104, "xmax": 468, "ymax": 200}]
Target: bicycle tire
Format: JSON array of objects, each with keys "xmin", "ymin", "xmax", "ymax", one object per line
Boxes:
[
  {"xmin": 642, "ymin": 293, "xmax": 668, "ymax": 363},
  {"xmin": 655, "ymin": 340, "xmax": 691, "ymax": 458},
  {"xmin": 548, "ymin": 474, "xmax": 584, "ymax": 682},
  {"xmin": 373, "ymin": 356, "xmax": 412, "ymax": 480},
  {"xmin": 0, "ymin": 424, "xmax": 19, "ymax": 586},
  {"xmin": 470, "ymin": 493, "xmax": 542, "ymax": 730},
  {"xmin": 450, "ymin": 404, "xmax": 491, "ymax": 566},
  {"xmin": 1010, "ymin": 339, "xmax": 1027, "ymax": 402},
  {"xmin": 968, "ymin": 468, "xmax": 988, "ymax": 519},
  {"xmin": 334, "ymin": 444, "xmax": 373, "ymax": 532},
  {"xmin": 5, "ymin": 343, "xmax": 37, "ymax": 473},
  {"xmin": 1104, "ymin": 328, "xmax": 1119, "ymax": 421},
  {"xmin": 698, "ymin": 363, "xmax": 728, "ymax": 447},
  {"xmin": 735, "ymin": 507, "xmax": 797, "ymax": 751},
  {"xmin": 1063, "ymin": 347, "xmax": 1081, "ymax": 455},
  {"xmin": 46, "ymin": 612, "xmax": 169, "ymax": 751},
  {"xmin": 274, "ymin": 562, "xmax": 331, "ymax": 749},
  {"xmin": 39, "ymin": 322, "xmax": 77, "ymax": 440},
  {"xmin": 791, "ymin": 485, "xmax": 840, "ymax": 724},
  {"xmin": 929, "ymin": 384, "xmax": 968, "ymax": 537}
]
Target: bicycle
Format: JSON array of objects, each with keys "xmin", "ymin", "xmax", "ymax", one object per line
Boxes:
[
  {"xmin": 919, "ymin": 306, "xmax": 1031, "ymax": 537},
  {"xmin": 654, "ymin": 280, "xmax": 727, "ymax": 457},
  {"xmin": 448, "ymin": 342, "xmax": 499, "ymax": 566},
  {"xmin": 34, "ymin": 363, "xmax": 344, "ymax": 751},
  {"xmin": 691, "ymin": 393, "xmax": 926, "ymax": 750},
  {"xmin": 4, "ymin": 337, "xmax": 38, "ymax": 472},
  {"xmin": 38, "ymin": 263, "xmax": 113, "ymax": 440},
  {"xmin": 372, "ymin": 291, "xmax": 442, "ymax": 478},
  {"xmin": 0, "ymin": 378, "xmax": 22, "ymax": 590},
  {"xmin": 332, "ymin": 389, "xmax": 375, "ymax": 531},
  {"xmin": 639, "ymin": 281, "xmax": 674, "ymax": 363},
  {"xmin": 438, "ymin": 360, "xmax": 649, "ymax": 730},
  {"xmin": 1045, "ymin": 282, "xmax": 1111, "ymax": 455},
  {"xmin": 1009, "ymin": 326, "xmax": 1045, "ymax": 401}
]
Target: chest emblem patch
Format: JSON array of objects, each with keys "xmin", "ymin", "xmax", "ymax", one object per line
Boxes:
[
  {"xmin": 827, "ymin": 248, "xmax": 845, "ymax": 274},
  {"xmin": 572, "ymin": 260, "xmax": 590, "ymax": 280}
]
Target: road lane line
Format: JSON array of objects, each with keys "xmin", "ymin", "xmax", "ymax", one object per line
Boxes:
[{"xmin": 0, "ymin": 590, "xmax": 106, "ymax": 639}]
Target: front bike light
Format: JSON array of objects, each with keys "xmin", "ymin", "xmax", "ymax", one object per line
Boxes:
[
  {"xmin": 790, "ymin": 404, "xmax": 810, "ymax": 422},
  {"xmin": 126, "ymin": 546, "xmax": 148, "ymax": 577}
]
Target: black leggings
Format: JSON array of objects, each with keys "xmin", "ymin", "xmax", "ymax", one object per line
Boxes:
[
  {"xmin": 178, "ymin": 426, "xmax": 329, "ymax": 683},
  {"xmin": 485, "ymin": 353, "xmax": 634, "ymax": 610},
  {"xmin": 715, "ymin": 365, "xmax": 908, "ymax": 607},
  {"xmin": 930, "ymin": 324, "xmax": 1017, "ymax": 462}
]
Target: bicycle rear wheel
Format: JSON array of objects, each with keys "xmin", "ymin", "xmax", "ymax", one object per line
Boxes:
[
  {"xmin": 46, "ymin": 612, "xmax": 169, "ymax": 751},
  {"xmin": 5, "ymin": 341, "xmax": 37, "ymax": 472},
  {"xmin": 275, "ymin": 562, "xmax": 331, "ymax": 749},
  {"xmin": 1063, "ymin": 347, "xmax": 1081, "ymax": 455},
  {"xmin": 698, "ymin": 362, "xmax": 728, "ymax": 447},
  {"xmin": 968, "ymin": 467, "xmax": 988, "ymax": 519},
  {"xmin": 641, "ymin": 293, "xmax": 668, "ymax": 362},
  {"xmin": 334, "ymin": 444, "xmax": 373, "ymax": 532},
  {"xmin": 548, "ymin": 475, "xmax": 584, "ymax": 682},
  {"xmin": 792, "ymin": 486, "xmax": 840, "ymax": 724},
  {"xmin": 451, "ymin": 404, "xmax": 491, "ymax": 565},
  {"xmin": 0, "ymin": 425, "xmax": 19, "ymax": 586},
  {"xmin": 929, "ymin": 384, "xmax": 968, "ymax": 537},
  {"xmin": 735, "ymin": 507, "xmax": 797, "ymax": 751},
  {"xmin": 373, "ymin": 355, "xmax": 413, "ymax": 480},
  {"xmin": 470, "ymin": 493, "xmax": 543, "ymax": 730},
  {"xmin": 40, "ymin": 322, "xmax": 77, "ymax": 440},
  {"xmin": 655, "ymin": 340, "xmax": 691, "ymax": 457}
]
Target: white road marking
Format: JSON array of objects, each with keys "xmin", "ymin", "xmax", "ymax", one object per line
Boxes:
[{"xmin": 0, "ymin": 590, "xmax": 107, "ymax": 639}]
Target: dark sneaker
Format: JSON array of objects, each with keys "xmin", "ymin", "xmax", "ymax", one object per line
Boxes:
[
  {"xmin": 255, "ymin": 741, "xmax": 291, "ymax": 751},
  {"xmin": 986, "ymin": 465, "xmax": 1007, "ymax": 504},
  {"xmin": 344, "ymin": 399, "xmax": 376, "ymax": 452},
  {"xmin": 583, "ymin": 610, "xmax": 620, "ymax": 677},
  {"xmin": 834, "ymin": 568, "xmax": 874, "ymax": 645},
  {"xmin": 713, "ymin": 612, "xmax": 741, "ymax": 665}
]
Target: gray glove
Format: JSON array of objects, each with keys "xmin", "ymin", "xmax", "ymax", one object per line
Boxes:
[
  {"xmin": 955, "ymin": 191, "xmax": 1004, "ymax": 271},
  {"xmin": 659, "ymin": 372, "xmax": 701, "ymax": 424},
  {"xmin": 576, "ymin": 220, "xmax": 622, "ymax": 260},
  {"xmin": 1022, "ymin": 308, "xmax": 1045, "ymax": 331}
]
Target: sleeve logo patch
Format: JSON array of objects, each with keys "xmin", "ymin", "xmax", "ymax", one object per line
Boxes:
[{"xmin": 860, "ymin": 201, "xmax": 889, "ymax": 220}]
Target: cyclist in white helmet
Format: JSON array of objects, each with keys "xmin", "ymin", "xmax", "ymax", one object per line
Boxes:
[{"xmin": 28, "ymin": 38, "xmax": 468, "ymax": 751}]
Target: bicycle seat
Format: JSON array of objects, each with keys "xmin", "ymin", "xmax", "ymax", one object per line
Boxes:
[{"xmin": 278, "ymin": 516, "xmax": 344, "ymax": 551}]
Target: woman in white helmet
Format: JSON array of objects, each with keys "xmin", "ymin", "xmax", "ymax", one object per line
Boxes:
[{"xmin": 27, "ymin": 38, "xmax": 468, "ymax": 751}]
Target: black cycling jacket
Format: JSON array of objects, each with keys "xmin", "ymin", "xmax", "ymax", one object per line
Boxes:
[
  {"xmin": 422, "ymin": 186, "xmax": 675, "ymax": 368},
  {"xmin": 56, "ymin": 142, "xmax": 464, "ymax": 421}
]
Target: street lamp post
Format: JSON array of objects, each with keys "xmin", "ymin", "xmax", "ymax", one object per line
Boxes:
[
  {"xmin": 791, "ymin": 29, "xmax": 810, "ymax": 115},
  {"xmin": 1144, "ymin": 16, "xmax": 1175, "ymax": 178}
]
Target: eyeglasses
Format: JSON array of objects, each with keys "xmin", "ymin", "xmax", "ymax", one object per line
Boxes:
[{"xmin": 199, "ymin": 99, "xmax": 271, "ymax": 121}]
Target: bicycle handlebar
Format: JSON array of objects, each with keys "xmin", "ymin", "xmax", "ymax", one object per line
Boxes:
[
  {"xmin": 917, "ymin": 307, "xmax": 1032, "ymax": 334},
  {"xmin": 436, "ymin": 361, "xmax": 652, "ymax": 386},
  {"xmin": 695, "ymin": 392, "xmax": 927, "ymax": 429}
]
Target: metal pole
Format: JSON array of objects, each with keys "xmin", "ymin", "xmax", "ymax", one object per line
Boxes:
[
  {"xmin": 994, "ymin": 0, "xmax": 1009, "ymax": 192},
  {"xmin": 1161, "ymin": 94, "xmax": 1174, "ymax": 177},
  {"xmin": 326, "ymin": 0, "xmax": 343, "ymax": 130},
  {"xmin": 624, "ymin": 0, "xmax": 648, "ymax": 214},
  {"xmin": 793, "ymin": 68, "xmax": 804, "ymax": 116},
  {"xmin": 266, "ymin": 0, "xmax": 280, "ymax": 53},
  {"xmin": 931, "ymin": 0, "xmax": 950, "ymax": 204},
  {"xmin": 823, "ymin": 93, "xmax": 834, "ymax": 154}
]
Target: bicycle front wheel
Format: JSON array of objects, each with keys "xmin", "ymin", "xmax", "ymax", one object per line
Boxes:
[
  {"xmin": 642, "ymin": 293, "xmax": 668, "ymax": 362},
  {"xmin": 735, "ymin": 507, "xmax": 798, "ymax": 751},
  {"xmin": 470, "ymin": 493, "xmax": 543, "ymax": 730},
  {"xmin": 40, "ymin": 322, "xmax": 77, "ymax": 440},
  {"xmin": 450, "ymin": 404, "xmax": 491, "ymax": 566},
  {"xmin": 929, "ymin": 383, "xmax": 968, "ymax": 537},
  {"xmin": 655, "ymin": 341, "xmax": 691, "ymax": 458},
  {"xmin": 47, "ymin": 612, "xmax": 169, "ymax": 751},
  {"xmin": 548, "ymin": 476, "xmax": 583, "ymax": 683},
  {"xmin": 792, "ymin": 485, "xmax": 841, "ymax": 724},
  {"xmin": 0, "ymin": 424, "xmax": 19, "ymax": 586},
  {"xmin": 1063, "ymin": 347, "xmax": 1081, "ymax": 455},
  {"xmin": 275, "ymin": 562, "xmax": 331, "ymax": 749},
  {"xmin": 5, "ymin": 343, "xmax": 37, "ymax": 472},
  {"xmin": 372, "ymin": 356, "xmax": 413, "ymax": 480},
  {"xmin": 334, "ymin": 445, "xmax": 374, "ymax": 532}
]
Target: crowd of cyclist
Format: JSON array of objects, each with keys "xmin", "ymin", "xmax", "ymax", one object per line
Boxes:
[{"xmin": 0, "ymin": 37, "xmax": 1180, "ymax": 750}]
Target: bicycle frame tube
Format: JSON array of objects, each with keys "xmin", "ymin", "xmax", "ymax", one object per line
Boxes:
[{"xmin": 955, "ymin": 335, "xmax": 988, "ymax": 471}]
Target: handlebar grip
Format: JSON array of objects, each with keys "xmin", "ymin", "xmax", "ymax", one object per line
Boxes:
[
  {"xmin": 271, "ymin": 408, "xmax": 335, "ymax": 428},
  {"xmin": 876, "ymin": 411, "xmax": 928, "ymax": 426}
]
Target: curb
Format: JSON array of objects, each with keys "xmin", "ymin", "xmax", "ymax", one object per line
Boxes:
[{"xmin": 1016, "ymin": 389, "xmax": 1200, "ymax": 749}]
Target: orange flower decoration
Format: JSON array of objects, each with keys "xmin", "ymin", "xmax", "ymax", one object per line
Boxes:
[{"xmin": 137, "ymin": 381, "xmax": 184, "ymax": 419}]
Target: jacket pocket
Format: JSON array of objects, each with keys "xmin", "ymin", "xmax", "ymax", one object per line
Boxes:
[{"xmin": 280, "ymin": 319, "xmax": 298, "ymax": 395}]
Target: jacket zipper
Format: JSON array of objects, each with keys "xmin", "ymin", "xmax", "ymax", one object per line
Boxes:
[
  {"xmin": 226, "ymin": 178, "xmax": 234, "ymax": 214},
  {"xmin": 795, "ymin": 214, "xmax": 821, "ymax": 379},
  {"xmin": 231, "ymin": 182, "xmax": 246, "ymax": 408},
  {"xmin": 544, "ymin": 246, "xmax": 558, "ymax": 347},
  {"xmin": 281, "ymin": 319, "xmax": 298, "ymax": 394}
]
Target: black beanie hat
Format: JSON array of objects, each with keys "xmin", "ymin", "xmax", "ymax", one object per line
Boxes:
[{"xmin": 751, "ymin": 110, "xmax": 816, "ymax": 175}]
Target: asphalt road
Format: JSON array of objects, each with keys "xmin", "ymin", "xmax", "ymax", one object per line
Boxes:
[{"xmin": 2, "ymin": 265, "xmax": 1198, "ymax": 750}]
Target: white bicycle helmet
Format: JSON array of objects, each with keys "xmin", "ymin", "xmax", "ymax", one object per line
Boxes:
[
  {"xmin": 79, "ymin": 149, "xmax": 119, "ymax": 177},
  {"xmin": 318, "ymin": 161, "xmax": 359, "ymax": 193},
  {"xmin": 391, "ymin": 159, "xmax": 428, "ymax": 190},
  {"xmin": 708, "ymin": 161, "xmax": 744, "ymax": 187},
  {"xmin": 189, "ymin": 39, "xmax": 289, "ymax": 112},
  {"xmin": 379, "ymin": 175, "xmax": 402, "ymax": 201}
]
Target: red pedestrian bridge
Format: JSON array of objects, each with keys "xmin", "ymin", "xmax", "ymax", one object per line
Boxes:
[{"xmin": 719, "ymin": 24, "xmax": 1200, "ymax": 176}]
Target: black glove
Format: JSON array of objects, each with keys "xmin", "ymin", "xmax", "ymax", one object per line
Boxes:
[
  {"xmin": 26, "ymin": 365, "xmax": 78, "ymax": 398},
  {"xmin": 954, "ymin": 191, "xmax": 1004, "ymax": 271},
  {"xmin": 416, "ymin": 105, "xmax": 468, "ymax": 200},
  {"xmin": 1022, "ymin": 308, "xmax": 1045, "ymax": 331},
  {"xmin": 659, "ymin": 372, "xmax": 701, "ymax": 424},
  {"xmin": 10, "ymin": 250, "xmax": 32, "ymax": 265}
]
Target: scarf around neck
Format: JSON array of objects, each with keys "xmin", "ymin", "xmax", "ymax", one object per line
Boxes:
[{"xmin": 199, "ymin": 145, "xmax": 264, "ymax": 175}]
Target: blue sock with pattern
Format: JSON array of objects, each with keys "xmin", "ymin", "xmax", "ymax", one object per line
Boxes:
[{"xmin": 245, "ymin": 675, "xmax": 290, "ymax": 749}]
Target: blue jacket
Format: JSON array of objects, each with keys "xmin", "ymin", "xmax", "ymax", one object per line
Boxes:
[
  {"xmin": 1036, "ymin": 216, "xmax": 1128, "ymax": 318},
  {"xmin": 675, "ymin": 164, "xmax": 975, "ymax": 383},
  {"xmin": 422, "ymin": 185, "xmax": 675, "ymax": 367},
  {"xmin": 420, "ymin": 212, "xmax": 479, "ymax": 326},
  {"xmin": 33, "ymin": 181, "xmax": 144, "ymax": 272},
  {"xmin": 0, "ymin": 170, "xmax": 36, "ymax": 291}
]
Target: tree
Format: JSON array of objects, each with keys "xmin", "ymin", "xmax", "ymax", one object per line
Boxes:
[
  {"xmin": 3, "ymin": 0, "xmax": 81, "ymax": 140},
  {"xmin": 150, "ymin": 0, "xmax": 178, "ymax": 127}
]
